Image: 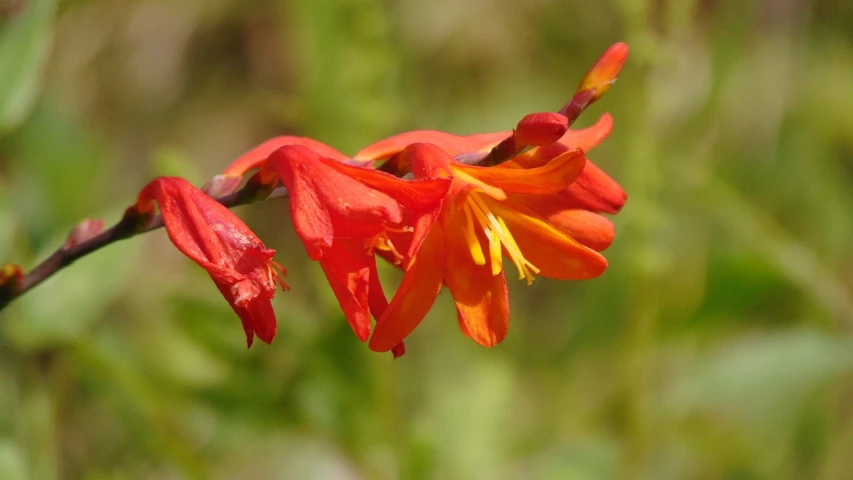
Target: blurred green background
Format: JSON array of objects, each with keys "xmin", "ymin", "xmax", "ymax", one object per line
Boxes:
[{"xmin": 2, "ymin": 0, "xmax": 853, "ymax": 478}]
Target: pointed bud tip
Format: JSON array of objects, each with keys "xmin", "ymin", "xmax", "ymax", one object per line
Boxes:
[
  {"xmin": 577, "ymin": 42, "xmax": 630, "ymax": 102},
  {"xmin": 63, "ymin": 218, "xmax": 105, "ymax": 249},
  {"xmin": 514, "ymin": 112, "xmax": 569, "ymax": 147}
]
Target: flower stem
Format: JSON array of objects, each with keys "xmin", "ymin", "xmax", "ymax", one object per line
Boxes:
[{"xmin": 0, "ymin": 185, "xmax": 289, "ymax": 313}]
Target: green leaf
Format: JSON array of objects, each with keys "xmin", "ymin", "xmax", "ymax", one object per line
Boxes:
[{"xmin": 0, "ymin": 0, "xmax": 58, "ymax": 133}]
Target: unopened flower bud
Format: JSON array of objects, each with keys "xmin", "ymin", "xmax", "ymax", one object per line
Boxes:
[
  {"xmin": 576, "ymin": 42, "xmax": 629, "ymax": 103},
  {"xmin": 514, "ymin": 112, "xmax": 569, "ymax": 147},
  {"xmin": 64, "ymin": 218, "xmax": 105, "ymax": 249},
  {"xmin": 0, "ymin": 264, "xmax": 23, "ymax": 307},
  {"xmin": 0, "ymin": 264, "xmax": 22, "ymax": 290}
]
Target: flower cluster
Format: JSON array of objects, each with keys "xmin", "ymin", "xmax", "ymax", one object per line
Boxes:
[{"xmin": 131, "ymin": 43, "xmax": 629, "ymax": 356}]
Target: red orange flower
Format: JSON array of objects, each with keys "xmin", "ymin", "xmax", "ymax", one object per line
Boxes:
[
  {"xmin": 259, "ymin": 145, "xmax": 450, "ymax": 348},
  {"xmin": 369, "ymin": 143, "xmax": 608, "ymax": 352},
  {"xmin": 135, "ymin": 177, "xmax": 287, "ymax": 347},
  {"xmin": 353, "ymin": 43, "xmax": 629, "ymax": 253}
]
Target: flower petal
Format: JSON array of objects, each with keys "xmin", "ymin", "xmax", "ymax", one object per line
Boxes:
[
  {"xmin": 559, "ymin": 112, "xmax": 614, "ymax": 151},
  {"xmin": 508, "ymin": 194, "xmax": 615, "ymax": 251},
  {"xmin": 354, "ymin": 130, "xmax": 508, "ymax": 162},
  {"xmin": 318, "ymin": 240, "xmax": 373, "ymax": 341},
  {"xmin": 370, "ymin": 226, "xmax": 445, "ymax": 352},
  {"xmin": 216, "ymin": 279, "xmax": 277, "ymax": 347},
  {"xmin": 267, "ymin": 145, "xmax": 403, "ymax": 258},
  {"xmin": 325, "ymin": 158, "xmax": 450, "ymax": 212},
  {"xmin": 137, "ymin": 177, "xmax": 283, "ymax": 347},
  {"xmin": 457, "ymin": 148, "xmax": 586, "ymax": 195},
  {"xmin": 489, "ymin": 199, "xmax": 608, "ymax": 280},
  {"xmin": 222, "ymin": 136, "xmax": 347, "ymax": 177},
  {"xmin": 564, "ymin": 160, "xmax": 627, "ymax": 214},
  {"xmin": 443, "ymin": 203, "xmax": 509, "ymax": 347}
]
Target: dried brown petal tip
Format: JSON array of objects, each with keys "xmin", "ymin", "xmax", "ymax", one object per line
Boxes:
[{"xmin": 202, "ymin": 174, "xmax": 243, "ymax": 198}]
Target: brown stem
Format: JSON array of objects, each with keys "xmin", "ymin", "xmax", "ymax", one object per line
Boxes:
[{"xmin": 0, "ymin": 185, "xmax": 289, "ymax": 313}]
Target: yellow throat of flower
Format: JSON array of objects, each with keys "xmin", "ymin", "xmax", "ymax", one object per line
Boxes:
[{"xmin": 462, "ymin": 191, "xmax": 540, "ymax": 284}]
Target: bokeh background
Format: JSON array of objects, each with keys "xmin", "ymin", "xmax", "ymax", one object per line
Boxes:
[{"xmin": 2, "ymin": 0, "xmax": 853, "ymax": 478}]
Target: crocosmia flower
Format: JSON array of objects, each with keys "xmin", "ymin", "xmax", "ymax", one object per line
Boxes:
[
  {"xmin": 368, "ymin": 143, "xmax": 608, "ymax": 352},
  {"xmin": 135, "ymin": 177, "xmax": 287, "ymax": 347},
  {"xmin": 260, "ymin": 145, "xmax": 450, "ymax": 348}
]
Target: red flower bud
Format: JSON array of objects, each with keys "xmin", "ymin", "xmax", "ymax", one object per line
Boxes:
[{"xmin": 514, "ymin": 112, "xmax": 569, "ymax": 147}]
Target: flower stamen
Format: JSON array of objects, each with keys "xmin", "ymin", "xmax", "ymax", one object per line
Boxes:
[
  {"xmin": 465, "ymin": 192, "xmax": 539, "ymax": 284},
  {"xmin": 371, "ymin": 232, "xmax": 405, "ymax": 265}
]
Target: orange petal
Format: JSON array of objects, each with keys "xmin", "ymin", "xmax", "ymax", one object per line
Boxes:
[
  {"xmin": 508, "ymin": 193, "xmax": 615, "ymax": 251},
  {"xmin": 443, "ymin": 203, "xmax": 509, "ymax": 347},
  {"xmin": 490, "ymin": 200, "xmax": 608, "ymax": 280},
  {"xmin": 538, "ymin": 207, "xmax": 614, "ymax": 251},
  {"xmin": 456, "ymin": 149, "xmax": 586, "ymax": 195},
  {"xmin": 559, "ymin": 113, "xmax": 614, "ymax": 151},
  {"xmin": 222, "ymin": 136, "xmax": 347, "ymax": 177},
  {"xmin": 370, "ymin": 226, "xmax": 446, "ymax": 352},
  {"xmin": 564, "ymin": 160, "xmax": 627, "ymax": 214},
  {"xmin": 355, "ymin": 130, "xmax": 509, "ymax": 162}
]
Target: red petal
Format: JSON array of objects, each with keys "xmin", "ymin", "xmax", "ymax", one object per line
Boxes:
[
  {"xmin": 266, "ymin": 145, "xmax": 403, "ymax": 258},
  {"xmin": 354, "ymin": 130, "xmax": 508, "ymax": 162},
  {"xmin": 216, "ymin": 279, "xmax": 278, "ymax": 347},
  {"xmin": 137, "ymin": 177, "xmax": 282, "ymax": 347},
  {"xmin": 318, "ymin": 240, "xmax": 372, "ymax": 341},
  {"xmin": 325, "ymin": 159, "xmax": 450, "ymax": 212},
  {"xmin": 222, "ymin": 136, "xmax": 347, "ymax": 177}
]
